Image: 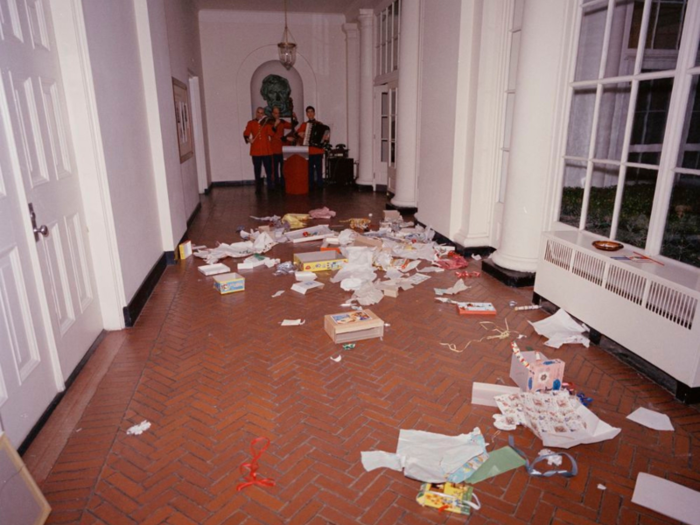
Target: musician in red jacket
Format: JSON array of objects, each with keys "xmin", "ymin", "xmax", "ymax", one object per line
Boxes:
[
  {"xmin": 297, "ymin": 106, "xmax": 330, "ymax": 191},
  {"xmin": 243, "ymin": 107, "xmax": 273, "ymax": 193},
  {"xmin": 269, "ymin": 105, "xmax": 297, "ymax": 190}
]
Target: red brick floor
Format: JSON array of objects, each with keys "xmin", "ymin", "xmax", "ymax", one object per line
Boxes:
[{"xmin": 24, "ymin": 186, "xmax": 700, "ymax": 524}]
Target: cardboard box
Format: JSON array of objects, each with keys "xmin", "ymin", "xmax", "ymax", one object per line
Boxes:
[
  {"xmin": 352, "ymin": 235, "xmax": 383, "ymax": 249},
  {"xmin": 178, "ymin": 240, "xmax": 193, "ymax": 260},
  {"xmin": 510, "ymin": 350, "xmax": 565, "ymax": 392},
  {"xmin": 457, "ymin": 302, "xmax": 497, "ymax": 316},
  {"xmin": 324, "ymin": 309, "xmax": 384, "ymax": 343},
  {"xmin": 213, "ymin": 272, "xmax": 245, "ymax": 294},
  {"xmin": 291, "ymin": 281, "xmax": 324, "ymax": 294},
  {"xmin": 416, "ymin": 482, "xmax": 476, "ymax": 515},
  {"xmin": 294, "ymin": 251, "xmax": 348, "ymax": 272},
  {"xmin": 198, "ymin": 263, "xmax": 230, "ymax": 276}
]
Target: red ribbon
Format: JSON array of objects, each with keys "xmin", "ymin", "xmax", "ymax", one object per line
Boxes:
[
  {"xmin": 455, "ymin": 271, "xmax": 481, "ymax": 278},
  {"xmin": 236, "ymin": 437, "xmax": 276, "ymax": 491}
]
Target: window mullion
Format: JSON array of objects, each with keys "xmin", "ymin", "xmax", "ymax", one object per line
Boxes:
[
  {"xmin": 610, "ymin": 78, "xmax": 641, "ymax": 239},
  {"xmin": 645, "ymin": 0, "xmax": 700, "ymax": 253},
  {"xmin": 597, "ymin": 0, "xmax": 617, "ymax": 79},
  {"xmin": 633, "ymin": 0, "xmax": 654, "ymax": 76},
  {"xmin": 579, "ymin": 83, "xmax": 605, "ymax": 230}
]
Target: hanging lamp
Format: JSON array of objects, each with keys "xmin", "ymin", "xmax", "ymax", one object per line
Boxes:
[{"xmin": 278, "ymin": 0, "xmax": 296, "ymax": 70}]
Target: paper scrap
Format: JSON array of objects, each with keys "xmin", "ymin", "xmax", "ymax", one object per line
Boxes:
[
  {"xmin": 331, "ymin": 355, "xmax": 342, "ymax": 362},
  {"xmin": 281, "ymin": 319, "xmax": 305, "ymax": 326},
  {"xmin": 627, "ymin": 407, "xmax": 674, "ymax": 431},
  {"xmin": 529, "ymin": 309, "xmax": 590, "ymax": 348},
  {"xmin": 127, "ymin": 420, "xmax": 151, "ymax": 436},
  {"xmin": 632, "ymin": 473, "xmax": 700, "ymax": 525},
  {"xmin": 361, "ymin": 451, "xmax": 403, "ymax": 472},
  {"xmin": 597, "ymin": 484, "xmax": 607, "ymax": 490},
  {"xmin": 417, "ymin": 266, "xmax": 444, "ymax": 273},
  {"xmin": 493, "ymin": 414, "xmax": 518, "ymax": 431},
  {"xmin": 538, "ymin": 449, "xmax": 562, "ymax": 467},
  {"xmin": 272, "ymin": 290, "xmax": 285, "ymax": 298},
  {"xmin": 466, "ymin": 447, "xmax": 527, "ymax": 484},
  {"xmin": 472, "ymin": 254, "xmax": 482, "ymax": 261},
  {"xmin": 434, "ymin": 279, "xmax": 468, "ymax": 296}
]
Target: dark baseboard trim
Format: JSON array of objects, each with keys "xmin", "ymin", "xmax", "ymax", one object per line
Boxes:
[
  {"xmin": 535, "ymin": 294, "xmax": 700, "ymax": 404},
  {"xmin": 481, "ymin": 258, "xmax": 535, "ymax": 287},
  {"xmin": 123, "ymin": 253, "xmax": 168, "ymax": 327},
  {"xmin": 210, "ymin": 180, "xmax": 255, "ymax": 188},
  {"xmin": 413, "ymin": 220, "xmax": 495, "ymax": 258},
  {"xmin": 375, "ymin": 184, "xmax": 388, "ymax": 193},
  {"xmin": 204, "ymin": 184, "xmax": 212, "ymax": 195},
  {"xmin": 354, "ymin": 183, "xmax": 374, "ymax": 192},
  {"xmin": 18, "ymin": 330, "xmax": 107, "ymax": 456},
  {"xmin": 386, "ymin": 202, "xmax": 418, "ymax": 214}
]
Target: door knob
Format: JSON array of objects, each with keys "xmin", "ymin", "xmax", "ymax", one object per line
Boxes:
[{"xmin": 28, "ymin": 203, "xmax": 49, "ymax": 241}]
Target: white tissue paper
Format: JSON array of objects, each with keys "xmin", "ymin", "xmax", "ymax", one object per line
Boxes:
[{"xmin": 529, "ymin": 309, "xmax": 590, "ymax": 348}]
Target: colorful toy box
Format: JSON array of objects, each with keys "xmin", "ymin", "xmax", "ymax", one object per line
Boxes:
[
  {"xmin": 416, "ymin": 482, "xmax": 479, "ymax": 515},
  {"xmin": 324, "ymin": 310, "xmax": 384, "ymax": 343},
  {"xmin": 509, "ymin": 344, "xmax": 565, "ymax": 392},
  {"xmin": 293, "ymin": 251, "xmax": 348, "ymax": 272},
  {"xmin": 213, "ymin": 272, "xmax": 245, "ymax": 294}
]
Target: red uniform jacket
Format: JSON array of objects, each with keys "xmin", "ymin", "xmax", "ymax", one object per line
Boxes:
[
  {"xmin": 297, "ymin": 121, "xmax": 328, "ymax": 156},
  {"xmin": 270, "ymin": 120, "xmax": 292, "ymax": 155},
  {"xmin": 243, "ymin": 119, "xmax": 272, "ymax": 156}
]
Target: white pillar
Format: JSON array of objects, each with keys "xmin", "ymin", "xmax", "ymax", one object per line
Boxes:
[
  {"xmin": 491, "ymin": 0, "xmax": 570, "ymax": 272},
  {"xmin": 357, "ymin": 9, "xmax": 374, "ymax": 187},
  {"xmin": 343, "ymin": 23, "xmax": 360, "ymax": 160},
  {"xmin": 391, "ymin": 0, "xmax": 420, "ymax": 208}
]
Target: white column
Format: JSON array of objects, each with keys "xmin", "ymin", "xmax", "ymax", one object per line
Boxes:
[
  {"xmin": 491, "ymin": 0, "xmax": 570, "ymax": 272},
  {"xmin": 343, "ymin": 23, "xmax": 360, "ymax": 160},
  {"xmin": 357, "ymin": 9, "xmax": 374, "ymax": 187},
  {"xmin": 391, "ymin": 0, "xmax": 420, "ymax": 208}
]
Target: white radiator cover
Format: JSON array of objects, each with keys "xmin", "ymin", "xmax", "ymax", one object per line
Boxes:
[{"xmin": 534, "ymin": 231, "xmax": 700, "ymax": 388}]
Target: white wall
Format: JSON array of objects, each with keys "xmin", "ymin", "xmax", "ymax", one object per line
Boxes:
[
  {"xmin": 199, "ymin": 10, "xmax": 348, "ymax": 182},
  {"xmin": 164, "ymin": 0, "xmax": 204, "ymax": 219},
  {"xmin": 82, "ymin": 0, "xmax": 163, "ymax": 302}
]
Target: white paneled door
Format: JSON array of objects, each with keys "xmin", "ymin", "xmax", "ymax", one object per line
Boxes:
[{"xmin": 0, "ymin": 0, "xmax": 102, "ymax": 446}]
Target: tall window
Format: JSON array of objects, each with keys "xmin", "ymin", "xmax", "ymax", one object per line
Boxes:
[
  {"xmin": 559, "ymin": 0, "xmax": 700, "ymax": 268},
  {"xmin": 376, "ymin": 0, "xmax": 401, "ymax": 77}
]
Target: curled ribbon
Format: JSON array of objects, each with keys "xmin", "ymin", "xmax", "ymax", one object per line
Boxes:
[
  {"xmin": 455, "ymin": 271, "xmax": 481, "ymax": 278},
  {"xmin": 236, "ymin": 437, "xmax": 276, "ymax": 491}
]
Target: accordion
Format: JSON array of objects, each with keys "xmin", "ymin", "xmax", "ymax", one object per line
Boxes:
[{"xmin": 302, "ymin": 122, "xmax": 330, "ymax": 148}]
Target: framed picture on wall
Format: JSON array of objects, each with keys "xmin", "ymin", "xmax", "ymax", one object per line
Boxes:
[{"xmin": 172, "ymin": 78, "xmax": 194, "ymax": 163}]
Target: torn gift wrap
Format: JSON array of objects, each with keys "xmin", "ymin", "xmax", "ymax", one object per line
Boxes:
[{"xmin": 529, "ymin": 309, "xmax": 590, "ymax": 348}]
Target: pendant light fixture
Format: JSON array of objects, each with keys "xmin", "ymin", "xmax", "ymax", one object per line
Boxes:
[{"xmin": 278, "ymin": 0, "xmax": 296, "ymax": 70}]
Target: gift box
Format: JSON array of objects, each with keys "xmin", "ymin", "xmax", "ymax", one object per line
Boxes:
[
  {"xmin": 509, "ymin": 346, "xmax": 564, "ymax": 392},
  {"xmin": 213, "ymin": 272, "xmax": 245, "ymax": 294},
  {"xmin": 294, "ymin": 251, "xmax": 348, "ymax": 272},
  {"xmin": 416, "ymin": 482, "xmax": 478, "ymax": 515},
  {"xmin": 324, "ymin": 310, "xmax": 384, "ymax": 343}
]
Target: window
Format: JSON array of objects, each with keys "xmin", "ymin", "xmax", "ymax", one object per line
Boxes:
[
  {"xmin": 559, "ymin": 0, "xmax": 700, "ymax": 268},
  {"xmin": 375, "ymin": 0, "xmax": 401, "ymax": 77}
]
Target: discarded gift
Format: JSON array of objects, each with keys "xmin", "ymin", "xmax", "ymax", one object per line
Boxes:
[
  {"xmin": 291, "ymin": 281, "xmax": 325, "ymax": 295},
  {"xmin": 324, "ymin": 309, "xmax": 384, "ymax": 343},
  {"xmin": 510, "ymin": 342, "xmax": 564, "ymax": 392},
  {"xmin": 213, "ymin": 273, "xmax": 245, "ymax": 294},
  {"xmin": 457, "ymin": 302, "xmax": 497, "ymax": 316},
  {"xmin": 294, "ymin": 251, "xmax": 348, "ymax": 272}
]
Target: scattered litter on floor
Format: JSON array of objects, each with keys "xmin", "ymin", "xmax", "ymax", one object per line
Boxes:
[
  {"xmin": 342, "ymin": 343, "xmax": 356, "ymax": 350},
  {"xmin": 538, "ymin": 449, "xmax": 562, "ymax": 467},
  {"xmin": 434, "ymin": 279, "xmax": 469, "ymax": 296},
  {"xmin": 417, "ymin": 266, "xmax": 444, "ymax": 273},
  {"xmin": 494, "ymin": 390, "xmax": 620, "ymax": 448},
  {"xmin": 330, "ymin": 355, "xmax": 342, "ymax": 362},
  {"xmin": 294, "ymin": 270, "xmax": 317, "ymax": 281},
  {"xmin": 340, "ymin": 218, "xmax": 371, "ymax": 230},
  {"xmin": 281, "ymin": 213, "xmax": 310, "ymax": 229},
  {"xmin": 127, "ymin": 421, "xmax": 151, "ymax": 436},
  {"xmin": 627, "ymin": 407, "xmax": 674, "ymax": 431},
  {"xmin": 281, "ymin": 319, "xmax": 305, "ymax": 326},
  {"xmin": 529, "ymin": 309, "xmax": 590, "ymax": 348},
  {"xmin": 512, "ymin": 440, "xmax": 577, "ymax": 477},
  {"xmin": 416, "ymin": 482, "xmax": 481, "ymax": 515},
  {"xmin": 309, "ymin": 206, "xmax": 336, "ymax": 219},
  {"xmin": 514, "ymin": 304, "xmax": 540, "ymax": 311},
  {"xmin": 509, "ymin": 342, "xmax": 565, "ymax": 392},
  {"xmin": 455, "ymin": 271, "xmax": 481, "ymax": 278},
  {"xmin": 291, "ymin": 280, "xmax": 324, "ymax": 294},
  {"xmin": 434, "ymin": 254, "xmax": 469, "ymax": 270},
  {"xmin": 597, "ymin": 484, "xmax": 607, "ymax": 491},
  {"xmin": 271, "ymin": 290, "xmax": 285, "ymax": 298},
  {"xmin": 198, "ymin": 263, "xmax": 230, "ymax": 276},
  {"xmin": 236, "ymin": 437, "xmax": 276, "ymax": 492},
  {"xmin": 325, "ymin": 310, "xmax": 384, "ymax": 343},
  {"xmin": 472, "ymin": 254, "xmax": 482, "ymax": 261},
  {"xmin": 471, "ymin": 382, "xmax": 521, "ymax": 407},
  {"xmin": 213, "ymin": 272, "xmax": 245, "ymax": 294},
  {"xmin": 632, "ymin": 473, "xmax": 700, "ymax": 525},
  {"xmin": 286, "ymin": 225, "xmax": 334, "ymax": 243},
  {"xmin": 273, "ymin": 261, "xmax": 295, "ymax": 275}
]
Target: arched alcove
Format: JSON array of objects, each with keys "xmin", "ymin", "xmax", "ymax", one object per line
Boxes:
[{"xmin": 250, "ymin": 61, "xmax": 303, "ymax": 118}]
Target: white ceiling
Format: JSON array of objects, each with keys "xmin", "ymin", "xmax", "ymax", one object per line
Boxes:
[{"xmin": 195, "ymin": 0, "xmax": 374, "ymax": 14}]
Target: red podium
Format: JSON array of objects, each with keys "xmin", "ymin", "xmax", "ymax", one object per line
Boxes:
[{"xmin": 283, "ymin": 146, "xmax": 309, "ymax": 195}]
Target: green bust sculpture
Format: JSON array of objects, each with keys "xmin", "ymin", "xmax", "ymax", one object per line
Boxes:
[{"xmin": 261, "ymin": 74, "xmax": 292, "ymax": 117}]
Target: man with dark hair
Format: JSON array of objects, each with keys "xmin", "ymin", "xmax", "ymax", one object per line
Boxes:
[
  {"xmin": 243, "ymin": 107, "xmax": 273, "ymax": 193},
  {"xmin": 297, "ymin": 106, "xmax": 330, "ymax": 191}
]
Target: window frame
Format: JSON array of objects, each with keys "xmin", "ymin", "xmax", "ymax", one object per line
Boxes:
[{"xmin": 555, "ymin": 0, "xmax": 700, "ymax": 264}]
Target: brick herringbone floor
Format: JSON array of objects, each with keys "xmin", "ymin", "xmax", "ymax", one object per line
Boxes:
[{"xmin": 24, "ymin": 186, "xmax": 700, "ymax": 524}]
